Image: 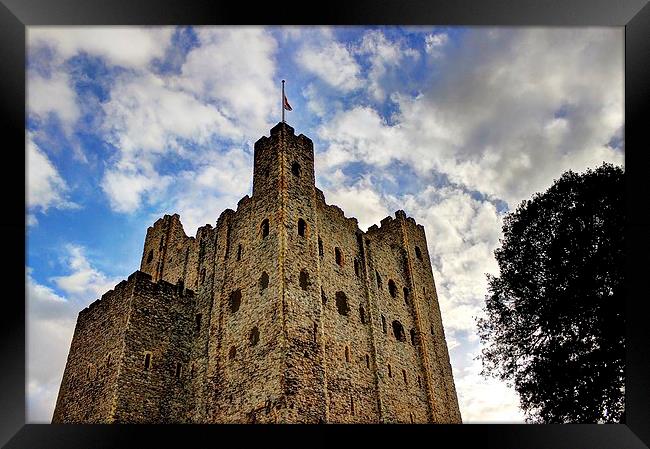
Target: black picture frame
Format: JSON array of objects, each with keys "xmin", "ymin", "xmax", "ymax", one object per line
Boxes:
[{"xmin": 2, "ymin": 0, "xmax": 648, "ymax": 447}]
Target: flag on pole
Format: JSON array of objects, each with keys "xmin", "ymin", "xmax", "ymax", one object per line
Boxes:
[{"xmin": 283, "ymin": 92, "xmax": 292, "ymax": 111}]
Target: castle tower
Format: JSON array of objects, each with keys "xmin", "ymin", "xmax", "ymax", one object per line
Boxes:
[{"xmin": 52, "ymin": 122, "xmax": 461, "ymax": 424}]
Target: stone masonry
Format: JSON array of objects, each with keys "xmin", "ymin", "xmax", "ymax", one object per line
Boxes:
[{"xmin": 52, "ymin": 122, "xmax": 462, "ymax": 424}]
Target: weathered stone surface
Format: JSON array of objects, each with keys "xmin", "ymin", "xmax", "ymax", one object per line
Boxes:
[{"xmin": 52, "ymin": 122, "xmax": 462, "ymax": 424}]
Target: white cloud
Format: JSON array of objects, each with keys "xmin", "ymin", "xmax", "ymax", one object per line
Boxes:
[
  {"xmin": 177, "ymin": 27, "xmax": 278, "ymax": 139},
  {"xmin": 27, "ymin": 246, "xmax": 122, "ymax": 422},
  {"xmin": 296, "ymin": 38, "xmax": 363, "ymax": 93},
  {"xmin": 424, "ymin": 32, "xmax": 449, "ymax": 57},
  {"xmin": 321, "ymin": 177, "xmax": 391, "ymax": 231},
  {"xmin": 357, "ymin": 30, "xmax": 419, "ymax": 101},
  {"xmin": 27, "ymin": 135, "xmax": 76, "ymax": 221},
  {"xmin": 27, "ymin": 70, "xmax": 79, "ymax": 131},
  {"xmin": 28, "ymin": 26, "xmax": 174, "ymax": 69},
  {"xmin": 317, "ymin": 28, "xmax": 624, "ymax": 206}
]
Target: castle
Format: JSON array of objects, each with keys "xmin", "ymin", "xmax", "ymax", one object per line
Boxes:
[{"xmin": 52, "ymin": 122, "xmax": 462, "ymax": 424}]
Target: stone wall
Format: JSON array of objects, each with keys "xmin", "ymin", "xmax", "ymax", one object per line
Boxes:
[{"xmin": 54, "ymin": 122, "xmax": 462, "ymax": 424}]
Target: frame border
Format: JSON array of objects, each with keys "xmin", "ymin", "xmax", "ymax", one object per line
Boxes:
[{"xmin": 2, "ymin": 0, "xmax": 648, "ymax": 447}]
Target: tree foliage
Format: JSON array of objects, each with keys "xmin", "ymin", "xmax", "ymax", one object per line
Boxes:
[{"xmin": 477, "ymin": 163, "xmax": 624, "ymax": 423}]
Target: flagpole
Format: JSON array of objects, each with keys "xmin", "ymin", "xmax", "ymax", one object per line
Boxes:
[{"xmin": 282, "ymin": 79, "xmax": 285, "ymax": 123}]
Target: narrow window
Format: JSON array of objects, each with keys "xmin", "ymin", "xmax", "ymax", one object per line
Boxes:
[
  {"xmin": 229, "ymin": 346, "xmax": 237, "ymax": 360},
  {"xmin": 388, "ymin": 280, "xmax": 397, "ymax": 298},
  {"xmin": 299, "ymin": 269, "xmax": 309, "ymax": 291},
  {"xmin": 230, "ymin": 289, "xmax": 242, "ymax": 313},
  {"xmin": 335, "ymin": 247, "xmax": 343, "ymax": 266},
  {"xmin": 415, "ymin": 246, "xmax": 422, "ymax": 261},
  {"xmin": 249, "ymin": 327, "xmax": 260, "ymax": 346},
  {"xmin": 392, "ymin": 320, "xmax": 406, "ymax": 342},
  {"xmin": 350, "ymin": 396, "xmax": 355, "ymax": 416},
  {"xmin": 410, "ymin": 412, "xmax": 415, "ymax": 424},
  {"xmin": 146, "ymin": 249, "xmax": 154, "ymax": 263},
  {"xmin": 237, "ymin": 244, "xmax": 243, "ymax": 261},
  {"xmin": 175, "ymin": 362, "xmax": 182, "ymax": 379},
  {"xmin": 321, "ymin": 287, "xmax": 327, "ymax": 305},
  {"xmin": 402, "ymin": 369, "xmax": 408, "ymax": 384},
  {"xmin": 298, "ymin": 218, "xmax": 306, "ymax": 237},
  {"xmin": 86, "ymin": 364, "xmax": 91, "ymax": 380},
  {"xmin": 191, "ymin": 364, "xmax": 196, "ymax": 378},
  {"xmin": 318, "ymin": 237, "xmax": 324, "ymax": 257},
  {"xmin": 359, "ymin": 306, "xmax": 366, "ymax": 324},
  {"xmin": 144, "ymin": 353, "xmax": 151, "ymax": 371},
  {"xmin": 313, "ymin": 322, "xmax": 318, "ymax": 343},
  {"xmin": 291, "ymin": 161, "xmax": 301, "ymax": 177},
  {"xmin": 417, "ymin": 375, "xmax": 422, "ymax": 387},
  {"xmin": 159, "ymin": 236, "xmax": 164, "ymax": 249},
  {"xmin": 354, "ymin": 259, "xmax": 360, "ymax": 277},
  {"xmin": 345, "ymin": 346, "xmax": 350, "ymax": 363},
  {"xmin": 200, "ymin": 268, "xmax": 206, "ymax": 284},
  {"xmin": 106, "ymin": 353, "xmax": 111, "ymax": 368},
  {"xmin": 261, "ymin": 219, "xmax": 270, "ymax": 238},
  {"xmin": 410, "ymin": 329, "xmax": 416, "ymax": 345},
  {"xmin": 335, "ymin": 291, "xmax": 349, "ymax": 316},
  {"xmin": 376, "ymin": 270, "xmax": 382, "ymax": 289},
  {"xmin": 381, "ymin": 315, "xmax": 387, "ymax": 333},
  {"xmin": 388, "ymin": 364, "xmax": 392, "ymax": 378},
  {"xmin": 195, "ymin": 313, "xmax": 202, "ymax": 332},
  {"xmin": 431, "ymin": 325, "xmax": 435, "ymax": 336},
  {"xmin": 365, "ymin": 354, "xmax": 370, "ymax": 369},
  {"xmin": 260, "ymin": 271, "xmax": 269, "ymax": 291},
  {"xmin": 403, "ymin": 287, "xmax": 410, "ymax": 305},
  {"xmin": 423, "ymin": 286, "xmax": 426, "ymax": 295}
]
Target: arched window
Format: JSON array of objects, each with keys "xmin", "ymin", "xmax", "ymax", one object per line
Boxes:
[
  {"xmin": 298, "ymin": 218, "xmax": 306, "ymax": 237},
  {"xmin": 230, "ymin": 289, "xmax": 242, "ymax": 313},
  {"xmin": 365, "ymin": 354, "xmax": 370, "ymax": 369},
  {"xmin": 359, "ymin": 306, "xmax": 366, "ymax": 324},
  {"xmin": 318, "ymin": 237, "xmax": 324, "ymax": 257},
  {"xmin": 392, "ymin": 320, "xmax": 406, "ymax": 342},
  {"xmin": 335, "ymin": 291, "xmax": 349, "ymax": 316},
  {"xmin": 415, "ymin": 246, "xmax": 423, "ymax": 261},
  {"xmin": 260, "ymin": 271, "xmax": 269, "ymax": 291},
  {"xmin": 299, "ymin": 269, "xmax": 309, "ymax": 291},
  {"xmin": 146, "ymin": 249, "xmax": 154, "ymax": 263},
  {"xmin": 388, "ymin": 363, "xmax": 392, "ymax": 378},
  {"xmin": 335, "ymin": 247, "xmax": 343, "ymax": 266},
  {"xmin": 237, "ymin": 244, "xmax": 243, "ymax": 261},
  {"xmin": 403, "ymin": 287, "xmax": 410, "ymax": 305},
  {"xmin": 410, "ymin": 329, "xmax": 417, "ymax": 345},
  {"xmin": 144, "ymin": 353, "xmax": 152, "ymax": 371},
  {"xmin": 388, "ymin": 280, "xmax": 397, "ymax": 298},
  {"xmin": 291, "ymin": 161, "xmax": 301, "ymax": 177},
  {"xmin": 250, "ymin": 327, "xmax": 260, "ymax": 346},
  {"xmin": 261, "ymin": 219, "xmax": 270, "ymax": 238},
  {"xmin": 381, "ymin": 315, "xmax": 387, "ymax": 333}
]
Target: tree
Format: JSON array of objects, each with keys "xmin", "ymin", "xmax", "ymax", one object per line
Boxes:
[{"xmin": 477, "ymin": 163, "xmax": 624, "ymax": 423}]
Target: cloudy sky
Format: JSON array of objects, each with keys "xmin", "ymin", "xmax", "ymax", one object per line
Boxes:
[{"xmin": 26, "ymin": 26, "xmax": 624, "ymax": 423}]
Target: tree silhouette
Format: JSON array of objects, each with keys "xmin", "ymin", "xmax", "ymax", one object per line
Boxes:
[{"xmin": 477, "ymin": 163, "xmax": 624, "ymax": 423}]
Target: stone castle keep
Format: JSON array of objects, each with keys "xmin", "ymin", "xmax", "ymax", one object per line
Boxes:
[{"xmin": 52, "ymin": 122, "xmax": 462, "ymax": 424}]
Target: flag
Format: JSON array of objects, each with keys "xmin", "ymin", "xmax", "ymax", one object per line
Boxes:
[{"xmin": 283, "ymin": 93, "xmax": 292, "ymax": 111}]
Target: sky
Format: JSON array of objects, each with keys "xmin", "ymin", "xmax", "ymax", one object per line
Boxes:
[{"xmin": 26, "ymin": 26, "xmax": 624, "ymax": 423}]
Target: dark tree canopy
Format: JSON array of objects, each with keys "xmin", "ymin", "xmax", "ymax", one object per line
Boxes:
[{"xmin": 477, "ymin": 163, "xmax": 624, "ymax": 423}]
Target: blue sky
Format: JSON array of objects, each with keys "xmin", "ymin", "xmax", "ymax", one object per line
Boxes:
[{"xmin": 26, "ymin": 26, "xmax": 624, "ymax": 423}]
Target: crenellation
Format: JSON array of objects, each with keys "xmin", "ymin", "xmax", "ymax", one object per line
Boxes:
[{"xmin": 54, "ymin": 122, "xmax": 461, "ymax": 424}]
